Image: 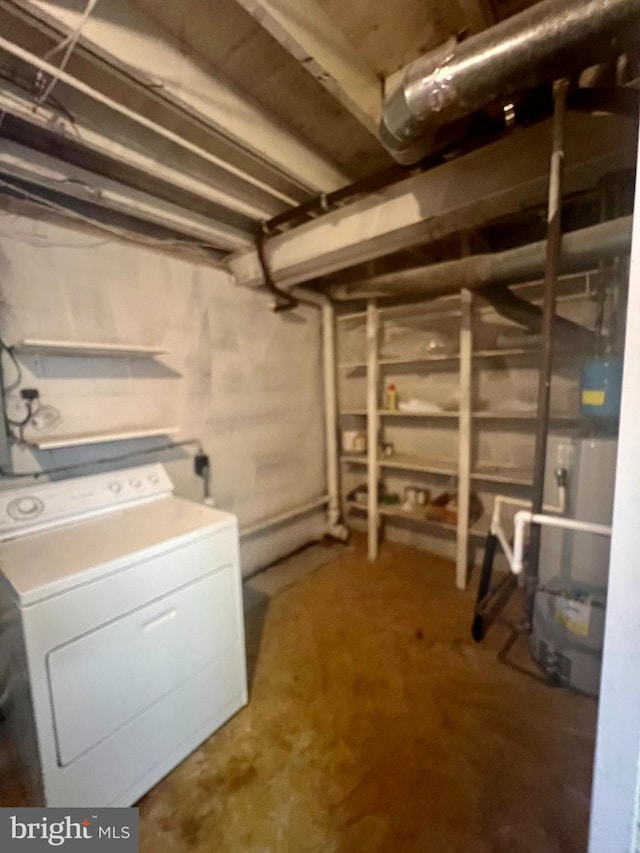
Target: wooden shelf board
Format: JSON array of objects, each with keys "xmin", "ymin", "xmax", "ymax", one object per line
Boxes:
[
  {"xmin": 474, "ymin": 411, "xmax": 580, "ymax": 422},
  {"xmin": 343, "ymin": 452, "xmax": 532, "ymax": 485},
  {"xmin": 347, "ymin": 500, "xmax": 487, "ymax": 538},
  {"xmin": 30, "ymin": 425, "xmax": 180, "ymax": 450},
  {"xmin": 341, "ymin": 409, "xmax": 580, "ymax": 423},
  {"xmin": 380, "ymin": 409, "xmax": 458, "ymax": 418},
  {"xmin": 338, "ymin": 348, "xmax": 583, "ymax": 370},
  {"xmin": 380, "ymin": 453, "xmax": 457, "ymax": 477},
  {"xmin": 340, "ymin": 453, "xmax": 367, "ymax": 465},
  {"xmin": 471, "ymin": 465, "xmax": 533, "ymax": 486},
  {"xmin": 473, "ymin": 348, "xmax": 535, "ymax": 358},
  {"xmin": 379, "ymin": 353, "xmax": 459, "ymax": 366},
  {"xmin": 15, "ymin": 339, "xmax": 168, "ymax": 358}
]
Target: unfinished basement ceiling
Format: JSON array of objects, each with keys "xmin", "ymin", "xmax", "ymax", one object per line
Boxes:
[{"xmin": 0, "ymin": 0, "xmax": 544, "ymax": 255}]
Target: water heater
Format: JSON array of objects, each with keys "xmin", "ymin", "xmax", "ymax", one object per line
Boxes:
[{"xmin": 531, "ymin": 435, "xmax": 617, "ymax": 697}]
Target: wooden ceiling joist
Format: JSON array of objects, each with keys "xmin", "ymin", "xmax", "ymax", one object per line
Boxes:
[{"xmin": 232, "ymin": 0, "xmax": 383, "ymax": 134}]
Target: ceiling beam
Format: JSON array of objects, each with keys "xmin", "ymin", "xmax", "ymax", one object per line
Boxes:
[
  {"xmin": 0, "ymin": 83, "xmax": 271, "ymax": 226},
  {"xmin": 5, "ymin": 0, "xmax": 349, "ymax": 194},
  {"xmin": 0, "ymin": 141, "xmax": 253, "ymax": 252},
  {"xmin": 227, "ymin": 114, "xmax": 638, "ymax": 290},
  {"xmin": 232, "ymin": 0, "xmax": 382, "ymax": 134}
]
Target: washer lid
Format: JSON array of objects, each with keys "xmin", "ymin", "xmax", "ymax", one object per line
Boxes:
[{"xmin": 0, "ymin": 496, "xmax": 236, "ymax": 606}]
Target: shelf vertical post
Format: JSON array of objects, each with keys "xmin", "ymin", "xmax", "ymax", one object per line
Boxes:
[
  {"xmin": 367, "ymin": 299, "xmax": 379, "ymax": 561},
  {"xmin": 457, "ymin": 289, "xmax": 473, "ymax": 589}
]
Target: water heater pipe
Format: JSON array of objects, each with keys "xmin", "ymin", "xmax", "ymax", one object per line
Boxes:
[
  {"xmin": 490, "ymin": 478, "xmax": 566, "ymax": 568},
  {"xmin": 512, "ymin": 511, "xmax": 612, "ymax": 575}
]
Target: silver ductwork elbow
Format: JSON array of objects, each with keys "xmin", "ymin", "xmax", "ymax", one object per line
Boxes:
[{"xmin": 380, "ymin": 0, "xmax": 640, "ymax": 164}]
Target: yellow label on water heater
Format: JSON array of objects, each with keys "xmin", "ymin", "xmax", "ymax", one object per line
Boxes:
[
  {"xmin": 582, "ymin": 389, "xmax": 606, "ymax": 407},
  {"xmin": 555, "ymin": 599, "xmax": 591, "ymax": 637}
]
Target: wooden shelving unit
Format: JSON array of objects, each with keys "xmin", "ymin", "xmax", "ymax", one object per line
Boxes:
[{"xmin": 337, "ymin": 283, "xmax": 586, "ymax": 589}]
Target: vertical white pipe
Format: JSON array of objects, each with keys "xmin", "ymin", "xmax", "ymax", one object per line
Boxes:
[
  {"xmin": 367, "ymin": 300, "xmax": 379, "ymax": 561},
  {"xmin": 322, "ymin": 300, "xmax": 340, "ymax": 528},
  {"xmin": 292, "ymin": 287, "xmax": 345, "ymax": 538},
  {"xmin": 457, "ymin": 289, "xmax": 473, "ymax": 590}
]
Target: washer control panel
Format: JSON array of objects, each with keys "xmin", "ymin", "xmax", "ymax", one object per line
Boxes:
[{"xmin": 0, "ymin": 464, "xmax": 173, "ymax": 540}]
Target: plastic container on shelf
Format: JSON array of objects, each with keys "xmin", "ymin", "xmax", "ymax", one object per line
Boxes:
[
  {"xmin": 385, "ymin": 384, "xmax": 398, "ymax": 410},
  {"xmin": 342, "ymin": 430, "xmax": 367, "ymax": 453},
  {"xmin": 341, "ymin": 414, "xmax": 367, "ymax": 453}
]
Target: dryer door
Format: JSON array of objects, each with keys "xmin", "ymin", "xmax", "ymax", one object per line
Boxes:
[{"xmin": 47, "ymin": 564, "xmax": 237, "ymax": 766}]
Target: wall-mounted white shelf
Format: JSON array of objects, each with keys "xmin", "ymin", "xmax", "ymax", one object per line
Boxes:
[
  {"xmin": 14, "ymin": 339, "xmax": 168, "ymax": 358},
  {"xmin": 29, "ymin": 425, "xmax": 179, "ymax": 451}
]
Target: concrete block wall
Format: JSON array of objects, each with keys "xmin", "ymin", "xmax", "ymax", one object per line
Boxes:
[{"xmin": 0, "ymin": 200, "xmax": 327, "ymax": 576}]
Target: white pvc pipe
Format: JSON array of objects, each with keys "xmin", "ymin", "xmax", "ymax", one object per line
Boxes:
[
  {"xmin": 456, "ymin": 289, "xmax": 472, "ymax": 590},
  {"xmin": 292, "ymin": 288, "xmax": 347, "ymax": 540},
  {"xmin": 367, "ymin": 300, "xmax": 380, "ymax": 561},
  {"xmin": 239, "ymin": 495, "xmax": 329, "ymax": 538},
  {"xmin": 490, "ymin": 482, "xmax": 567, "ymax": 573},
  {"xmin": 0, "ymin": 35, "xmax": 296, "ymax": 212},
  {"xmin": 322, "ymin": 300, "xmax": 341, "ymax": 530},
  {"xmin": 512, "ymin": 510, "xmax": 612, "ymax": 575},
  {"xmin": 491, "ymin": 485, "xmax": 566, "ymax": 535}
]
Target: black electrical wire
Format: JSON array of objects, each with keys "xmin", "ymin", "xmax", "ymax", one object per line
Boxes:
[
  {"xmin": 256, "ymin": 230, "xmax": 298, "ymax": 312},
  {"xmin": 0, "ymin": 438, "xmax": 204, "ymax": 480},
  {"xmin": 0, "ymin": 339, "xmax": 22, "ymax": 394},
  {"xmin": 0, "ymin": 339, "xmax": 26, "ymax": 443}
]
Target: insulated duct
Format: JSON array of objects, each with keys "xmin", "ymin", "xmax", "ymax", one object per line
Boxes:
[
  {"xmin": 380, "ymin": 0, "xmax": 640, "ymax": 163},
  {"xmin": 329, "ymin": 215, "xmax": 632, "ymax": 302}
]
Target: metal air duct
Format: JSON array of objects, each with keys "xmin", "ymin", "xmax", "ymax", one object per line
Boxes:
[{"xmin": 380, "ymin": 0, "xmax": 640, "ymax": 164}]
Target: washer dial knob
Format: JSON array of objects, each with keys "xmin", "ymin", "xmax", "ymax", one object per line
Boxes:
[{"xmin": 7, "ymin": 495, "xmax": 45, "ymax": 521}]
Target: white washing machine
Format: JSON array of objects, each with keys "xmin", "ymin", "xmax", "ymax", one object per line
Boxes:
[{"xmin": 0, "ymin": 463, "xmax": 247, "ymax": 807}]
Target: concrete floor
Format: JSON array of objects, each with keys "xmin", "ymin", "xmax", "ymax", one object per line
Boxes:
[{"xmin": 137, "ymin": 536, "xmax": 597, "ymax": 853}]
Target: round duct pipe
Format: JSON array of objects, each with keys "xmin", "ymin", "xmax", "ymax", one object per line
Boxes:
[{"xmin": 381, "ymin": 0, "xmax": 640, "ymax": 164}]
